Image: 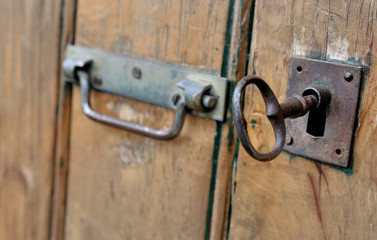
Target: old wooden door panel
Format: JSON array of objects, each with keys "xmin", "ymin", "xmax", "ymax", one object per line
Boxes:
[
  {"xmin": 229, "ymin": 0, "xmax": 377, "ymax": 239},
  {"xmin": 61, "ymin": 0, "xmax": 247, "ymax": 239},
  {"xmin": 0, "ymin": 0, "xmax": 62, "ymax": 239}
]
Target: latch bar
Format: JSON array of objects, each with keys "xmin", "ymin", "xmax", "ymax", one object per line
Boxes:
[{"xmin": 64, "ymin": 45, "xmax": 228, "ymax": 122}]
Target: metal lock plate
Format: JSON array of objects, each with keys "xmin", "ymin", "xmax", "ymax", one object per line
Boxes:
[
  {"xmin": 284, "ymin": 57, "xmax": 362, "ymax": 167},
  {"xmin": 64, "ymin": 45, "xmax": 228, "ymax": 121}
]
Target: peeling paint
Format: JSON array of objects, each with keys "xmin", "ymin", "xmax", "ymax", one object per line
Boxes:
[
  {"xmin": 326, "ymin": 38, "xmax": 349, "ymax": 61},
  {"xmin": 118, "ymin": 144, "xmax": 141, "ymax": 166},
  {"xmin": 293, "ymin": 38, "xmax": 307, "ymax": 57},
  {"xmin": 106, "ymin": 101, "xmax": 150, "ymax": 122},
  {"xmin": 110, "ymin": 139, "xmax": 156, "ymax": 167}
]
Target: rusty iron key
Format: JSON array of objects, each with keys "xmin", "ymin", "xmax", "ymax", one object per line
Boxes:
[{"xmin": 232, "ymin": 75, "xmax": 331, "ymax": 161}]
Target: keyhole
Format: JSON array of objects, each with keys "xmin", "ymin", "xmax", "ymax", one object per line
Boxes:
[
  {"xmin": 302, "ymin": 86, "xmax": 331, "ymax": 138},
  {"xmin": 306, "ymin": 107, "xmax": 327, "ymax": 137}
]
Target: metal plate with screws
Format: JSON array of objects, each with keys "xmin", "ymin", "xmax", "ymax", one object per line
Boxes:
[
  {"xmin": 284, "ymin": 57, "xmax": 362, "ymax": 167},
  {"xmin": 64, "ymin": 45, "xmax": 228, "ymax": 121}
]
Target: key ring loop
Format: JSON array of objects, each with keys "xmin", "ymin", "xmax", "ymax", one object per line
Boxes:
[{"xmin": 232, "ymin": 76, "xmax": 286, "ymax": 161}]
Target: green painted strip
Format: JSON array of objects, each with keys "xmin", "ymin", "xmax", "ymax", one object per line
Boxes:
[
  {"xmin": 204, "ymin": 122, "xmax": 224, "ymax": 240},
  {"xmin": 225, "ymin": 139, "xmax": 239, "ymax": 240},
  {"xmin": 72, "ymin": 0, "xmax": 78, "ymax": 44},
  {"xmin": 220, "ymin": 0, "xmax": 237, "ymax": 79},
  {"xmin": 226, "ymin": 0, "xmax": 256, "ymax": 239},
  {"xmin": 204, "ymin": 0, "xmax": 237, "ymax": 238},
  {"xmin": 227, "ymin": 81, "xmax": 236, "ymax": 151}
]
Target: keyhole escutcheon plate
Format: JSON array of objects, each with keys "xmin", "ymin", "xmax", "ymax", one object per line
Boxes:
[{"xmin": 284, "ymin": 57, "xmax": 362, "ymax": 167}]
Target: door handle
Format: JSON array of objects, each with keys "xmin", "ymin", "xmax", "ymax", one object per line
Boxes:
[
  {"xmin": 232, "ymin": 75, "xmax": 331, "ymax": 161},
  {"xmin": 76, "ymin": 69, "xmax": 187, "ymax": 140},
  {"xmin": 232, "ymin": 58, "xmax": 362, "ymax": 167},
  {"xmin": 63, "ymin": 45, "xmax": 228, "ymax": 140}
]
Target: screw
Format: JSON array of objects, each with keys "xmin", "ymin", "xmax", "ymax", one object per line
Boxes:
[
  {"xmin": 285, "ymin": 135, "xmax": 293, "ymax": 145},
  {"xmin": 132, "ymin": 66, "xmax": 142, "ymax": 79},
  {"xmin": 171, "ymin": 94, "xmax": 181, "ymax": 106},
  {"xmin": 344, "ymin": 72, "xmax": 353, "ymax": 82},
  {"xmin": 202, "ymin": 95, "xmax": 217, "ymax": 109},
  {"xmin": 93, "ymin": 76, "xmax": 102, "ymax": 86}
]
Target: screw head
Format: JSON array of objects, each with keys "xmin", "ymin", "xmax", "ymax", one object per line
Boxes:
[
  {"xmin": 171, "ymin": 94, "xmax": 181, "ymax": 106},
  {"xmin": 132, "ymin": 66, "xmax": 142, "ymax": 79},
  {"xmin": 344, "ymin": 72, "xmax": 353, "ymax": 82},
  {"xmin": 93, "ymin": 76, "xmax": 102, "ymax": 86}
]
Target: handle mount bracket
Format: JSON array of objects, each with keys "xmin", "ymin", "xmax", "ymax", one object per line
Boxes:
[{"xmin": 63, "ymin": 45, "xmax": 228, "ymax": 139}]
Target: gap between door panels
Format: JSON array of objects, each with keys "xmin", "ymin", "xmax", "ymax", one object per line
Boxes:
[
  {"xmin": 205, "ymin": 0, "xmax": 257, "ymax": 239},
  {"xmin": 224, "ymin": 1, "xmax": 256, "ymax": 240},
  {"xmin": 49, "ymin": 0, "xmax": 78, "ymax": 240}
]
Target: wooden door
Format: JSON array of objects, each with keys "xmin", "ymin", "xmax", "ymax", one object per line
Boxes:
[
  {"xmin": 51, "ymin": 0, "xmax": 253, "ymax": 239},
  {"xmin": 2, "ymin": 0, "xmax": 377, "ymax": 239},
  {"xmin": 0, "ymin": 1, "xmax": 62, "ymax": 239},
  {"xmin": 228, "ymin": 0, "xmax": 377, "ymax": 239}
]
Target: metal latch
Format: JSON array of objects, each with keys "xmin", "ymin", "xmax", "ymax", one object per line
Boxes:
[
  {"xmin": 63, "ymin": 45, "xmax": 228, "ymax": 140},
  {"xmin": 232, "ymin": 57, "xmax": 362, "ymax": 167}
]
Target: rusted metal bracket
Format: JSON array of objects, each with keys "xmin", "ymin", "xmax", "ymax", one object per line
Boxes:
[
  {"xmin": 63, "ymin": 45, "xmax": 228, "ymax": 140},
  {"xmin": 284, "ymin": 57, "xmax": 362, "ymax": 167},
  {"xmin": 64, "ymin": 45, "xmax": 228, "ymax": 122}
]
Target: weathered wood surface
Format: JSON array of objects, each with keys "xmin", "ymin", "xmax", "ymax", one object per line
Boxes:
[
  {"xmin": 64, "ymin": 0, "xmax": 236, "ymax": 239},
  {"xmin": 229, "ymin": 0, "xmax": 377, "ymax": 239},
  {"xmin": 0, "ymin": 0, "xmax": 61, "ymax": 239}
]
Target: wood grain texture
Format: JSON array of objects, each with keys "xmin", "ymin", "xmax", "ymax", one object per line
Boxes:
[
  {"xmin": 229, "ymin": 0, "xmax": 377, "ymax": 239},
  {"xmin": 65, "ymin": 0, "xmax": 231, "ymax": 239},
  {"xmin": 0, "ymin": 0, "xmax": 61, "ymax": 239}
]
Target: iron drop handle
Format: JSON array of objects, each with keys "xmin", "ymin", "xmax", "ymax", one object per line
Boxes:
[
  {"xmin": 232, "ymin": 75, "xmax": 331, "ymax": 161},
  {"xmin": 63, "ymin": 46, "xmax": 229, "ymax": 141},
  {"xmin": 64, "ymin": 58, "xmax": 188, "ymax": 140},
  {"xmin": 77, "ymin": 71, "xmax": 187, "ymax": 140}
]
